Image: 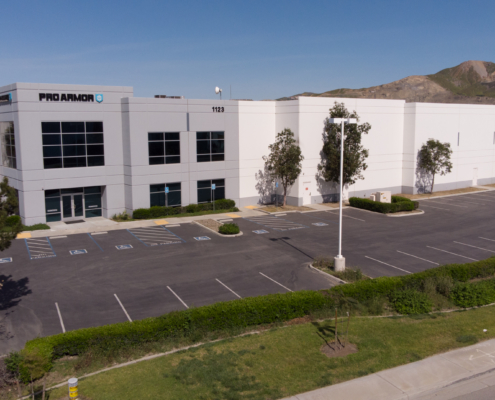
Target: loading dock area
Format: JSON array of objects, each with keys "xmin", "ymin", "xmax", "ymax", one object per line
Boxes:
[{"xmin": 1, "ymin": 189, "xmax": 495, "ymax": 353}]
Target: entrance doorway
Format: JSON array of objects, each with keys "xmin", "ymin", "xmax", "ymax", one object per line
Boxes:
[
  {"xmin": 303, "ymin": 182, "xmax": 311, "ymax": 205},
  {"xmin": 62, "ymin": 194, "xmax": 84, "ymax": 221}
]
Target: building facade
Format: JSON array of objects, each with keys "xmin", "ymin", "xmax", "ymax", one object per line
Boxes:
[{"xmin": 0, "ymin": 83, "xmax": 494, "ymax": 225}]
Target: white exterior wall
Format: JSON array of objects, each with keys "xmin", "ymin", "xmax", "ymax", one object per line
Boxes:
[
  {"xmin": 408, "ymin": 103, "xmax": 495, "ymax": 193},
  {"xmin": 0, "ymin": 81, "xmax": 494, "ymax": 224}
]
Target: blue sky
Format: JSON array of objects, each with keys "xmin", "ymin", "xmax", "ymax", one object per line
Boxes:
[{"xmin": 2, "ymin": 0, "xmax": 493, "ymax": 100}]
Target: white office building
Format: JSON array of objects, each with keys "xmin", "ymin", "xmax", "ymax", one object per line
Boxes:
[{"xmin": 0, "ymin": 82, "xmax": 494, "ymax": 225}]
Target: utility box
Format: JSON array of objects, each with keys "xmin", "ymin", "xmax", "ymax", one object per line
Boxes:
[
  {"xmin": 369, "ymin": 194, "xmax": 376, "ymax": 201},
  {"xmin": 375, "ymin": 191, "xmax": 391, "ymax": 203}
]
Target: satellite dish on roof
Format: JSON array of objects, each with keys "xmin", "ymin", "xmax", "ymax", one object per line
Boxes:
[{"xmin": 215, "ymin": 86, "xmax": 222, "ymax": 99}]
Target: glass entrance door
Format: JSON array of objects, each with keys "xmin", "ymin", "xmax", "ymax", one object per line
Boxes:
[{"xmin": 62, "ymin": 195, "xmax": 84, "ymax": 220}]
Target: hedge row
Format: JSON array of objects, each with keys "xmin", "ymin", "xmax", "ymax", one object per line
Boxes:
[
  {"xmin": 133, "ymin": 199, "xmax": 236, "ymax": 219},
  {"xmin": 349, "ymin": 195, "xmax": 419, "ymax": 214},
  {"xmin": 24, "ymin": 256, "xmax": 495, "ymax": 362},
  {"xmin": 25, "ymin": 291, "xmax": 332, "ymax": 360}
]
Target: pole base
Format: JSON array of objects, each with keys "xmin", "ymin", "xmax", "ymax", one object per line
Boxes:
[{"xmin": 334, "ymin": 256, "xmax": 345, "ymax": 272}]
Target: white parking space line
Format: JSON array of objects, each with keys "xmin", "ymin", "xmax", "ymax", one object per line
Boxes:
[
  {"xmin": 167, "ymin": 286, "xmax": 189, "ymax": 309},
  {"xmin": 418, "ymin": 204, "xmax": 450, "ymax": 211},
  {"xmin": 365, "ymin": 256, "xmax": 412, "ymax": 274},
  {"xmin": 114, "ymin": 294, "xmax": 132, "ymax": 322},
  {"xmin": 55, "ymin": 302, "xmax": 66, "ymax": 333},
  {"xmin": 441, "ymin": 198, "xmax": 485, "ymax": 205},
  {"xmin": 259, "ymin": 272, "xmax": 293, "ymax": 292},
  {"xmin": 396, "ymin": 250, "xmax": 439, "ymax": 265},
  {"xmin": 480, "ymin": 237, "xmax": 495, "ymax": 242},
  {"xmin": 426, "ymin": 246, "xmax": 479, "ymax": 261},
  {"xmin": 246, "ymin": 216, "xmax": 306, "ymax": 231},
  {"xmin": 216, "ymin": 279, "xmax": 242, "ymax": 299},
  {"xmin": 468, "ymin": 194, "xmax": 495, "ymax": 201},
  {"xmin": 326, "ymin": 211, "xmax": 365, "ymax": 222},
  {"xmin": 453, "ymin": 241, "xmax": 495, "ymax": 254},
  {"xmin": 426, "ymin": 200, "xmax": 468, "ymax": 208}
]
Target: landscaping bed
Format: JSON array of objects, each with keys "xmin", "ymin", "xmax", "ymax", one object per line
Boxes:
[
  {"xmin": 396, "ymin": 187, "xmax": 487, "ymax": 200},
  {"xmin": 132, "ymin": 199, "xmax": 238, "ymax": 220},
  {"xmin": 18, "ymin": 305, "xmax": 495, "ymax": 400},
  {"xmin": 349, "ymin": 195, "xmax": 419, "ymax": 214}
]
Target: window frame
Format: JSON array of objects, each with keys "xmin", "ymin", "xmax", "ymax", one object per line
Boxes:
[
  {"xmin": 42, "ymin": 121, "xmax": 105, "ymax": 169},
  {"xmin": 196, "ymin": 131, "xmax": 224, "ymax": 163},
  {"xmin": 1, "ymin": 122, "xmax": 16, "ymax": 169},
  {"xmin": 148, "ymin": 132, "xmax": 181, "ymax": 165},
  {"xmin": 197, "ymin": 179, "xmax": 225, "ymax": 203},
  {"xmin": 150, "ymin": 182, "xmax": 182, "ymax": 207}
]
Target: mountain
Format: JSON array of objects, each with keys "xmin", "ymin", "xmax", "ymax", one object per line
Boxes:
[{"xmin": 281, "ymin": 61, "xmax": 495, "ymax": 104}]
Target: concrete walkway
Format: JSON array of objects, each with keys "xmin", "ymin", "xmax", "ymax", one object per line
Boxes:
[
  {"xmin": 23, "ymin": 207, "xmax": 268, "ymax": 238},
  {"xmin": 283, "ymin": 338, "xmax": 495, "ymax": 400}
]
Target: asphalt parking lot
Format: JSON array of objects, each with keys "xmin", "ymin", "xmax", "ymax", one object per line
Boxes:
[{"xmin": 1, "ymin": 189, "xmax": 495, "ymax": 353}]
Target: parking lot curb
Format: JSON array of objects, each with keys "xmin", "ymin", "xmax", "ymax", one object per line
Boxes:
[
  {"xmin": 307, "ymin": 263, "xmax": 346, "ymax": 285},
  {"xmin": 386, "ymin": 210, "xmax": 425, "ymax": 217},
  {"xmin": 192, "ymin": 220, "xmax": 244, "ymax": 237}
]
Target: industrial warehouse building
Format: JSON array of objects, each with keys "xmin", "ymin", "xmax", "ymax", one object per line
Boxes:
[{"xmin": 0, "ymin": 82, "xmax": 494, "ymax": 225}]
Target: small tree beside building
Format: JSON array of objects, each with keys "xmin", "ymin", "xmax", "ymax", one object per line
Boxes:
[
  {"xmin": 0, "ymin": 177, "xmax": 21, "ymax": 251},
  {"xmin": 417, "ymin": 139, "xmax": 453, "ymax": 193},
  {"xmin": 318, "ymin": 102, "xmax": 371, "ymax": 201},
  {"xmin": 263, "ymin": 128, "xmax": 304, "ymax": 206}
]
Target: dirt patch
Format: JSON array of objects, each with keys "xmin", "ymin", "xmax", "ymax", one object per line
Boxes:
[
  {"xmin": 484, "ymin": 184, "xmax": 495, "ymax": 188},
  {"xmin": 260, "ymin": 205, "xmax": 313, "ymax": 212},
  {"xmin": 319, "ymin": 202, "xmax": 350, "ymax": 208},
  {"xmin": 285, "ymin": 316, "xmax": 312, "ymax": 326},
  {"xmin": 196, "ymin": 219, "xmax": 222, "ymax": 232},
  {"xmin": 394, "ymin": 187, "xmax": 486, "ymax": 200},
  {"xmin": 320, "ymin": 342, "xmax": 358, "ymax": 358}
]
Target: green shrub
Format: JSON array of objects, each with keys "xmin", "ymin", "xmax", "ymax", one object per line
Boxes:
[
  {"xmin": 389, "ymin": 290, "xmax": 433, "ymax": 314},
  {"xmin": 149, "ymin": 206, "xmax": 166, "ymax": 218},
  {"xmin": 133, "ymin": 208, "xmax": 151, "ymax": 219},
  {"xmin": 21, "ymin": 223, "xmax": 51, "ymax": 231},
  {"xmin": 349, "ymin": 196, "xmax": 417, "ymax": 214},
  {"xmin": 6, "ymin": 215, "xmax": 21, "ymax": 227},
  {"xmin": 215, "ymin": 199, "xmax": 236, "ymax": 210},
  {"xmin": 451, "ymin": 279, "xmax": 495, "ymax": 308},
  {"xmin": 219, "ymin": 223, "xmax": 240, "ymax": 235},
  {"xmin": 186, "ymin": 204, "xmax": 198, "ymax": 213}
]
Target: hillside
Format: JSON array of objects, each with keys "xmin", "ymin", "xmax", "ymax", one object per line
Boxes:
[{"xmin": 282, "ymin": 60, "xmax": 495, "ymax": 104}]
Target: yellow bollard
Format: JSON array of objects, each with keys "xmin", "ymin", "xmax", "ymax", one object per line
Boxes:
[{"xmin": 68, "ymin": 377, "xmax": 78, "ymax": 399}]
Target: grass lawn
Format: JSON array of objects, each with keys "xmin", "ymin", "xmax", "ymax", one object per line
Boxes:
[
  {"xmin": 395, "ymin": 187, "xmax": 486, "ymax": 200},
  {"xmin": 260, "ymin": 205, "xmax": 313, "ymax": 212},
  {"xmin": 45, "ymin": 306, "xmax": 495, "ymax": 400}
]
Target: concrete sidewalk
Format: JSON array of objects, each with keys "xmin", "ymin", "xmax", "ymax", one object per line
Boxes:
[
  {"xmin": 22, "ymin": 207, "xmax": 267, "ymax": 238},
  {"xmin": 284, "ymin": 338, "xmax": 495, "ymax": 400}
]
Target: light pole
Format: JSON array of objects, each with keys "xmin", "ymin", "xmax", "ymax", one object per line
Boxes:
[{"xmin": 329, "ymin": 117, "xmax": 357, "ymax": 271}]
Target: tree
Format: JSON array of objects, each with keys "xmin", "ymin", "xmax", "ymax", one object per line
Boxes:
[
  {"xmin": 263, "ymin": 128, "xmax": 304, "ymax": 206},
  {"xmin": 0, "ymin": 177, "xmax": 21, "ymax": 251},
  {"xmin": 417, "ymin": 139, "xmax": 453, "ymax": 193},
  {"xmin": 318, "ymin": 102, "xmax": 371, "ymax": 200}
]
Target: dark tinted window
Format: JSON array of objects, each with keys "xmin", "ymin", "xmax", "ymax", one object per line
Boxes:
[
  {"xmin": 196, "ymin": 132, "xmax": 224, "ymax": 163},
  {"xmin": 85, "ymin": 122, "xmax": 103, "ymax": 133},
  {"xmin": 149, "ymin": 182, "xmax": 181, "ymax": 207},
  {"xmin": 197, "ymin": 132, "xmax": 209, "ymax": 140},
  {"xmin": 42, "ymin": 122, "xmax": 61, "ymax": 133},
  {"xmin": 42, "ymin": 134, "xmax": 61, "ymax": 145},
  {"xmin": 62, "ymin": 122, "xmax": 85, "ymax": 133},
  {"xmin": 42, "ymin": 121, "xmax": 104, "ymax": 169},
  {"xmin": 86, "ymin": 134, "xmax": 103, "ymax": 144},
  {"xmin": 148, "ymin": 132, "xmax": 164, "ymax": 141},
  {"xmin": 148, "ymin": 132, "xmax": 181, "ymax": 165}
]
